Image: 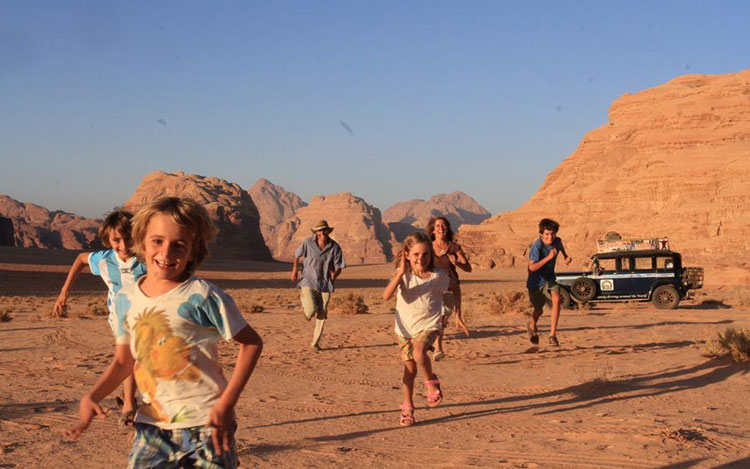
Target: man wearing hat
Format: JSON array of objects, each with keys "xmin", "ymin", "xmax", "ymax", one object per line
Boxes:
[{"xmin": 291, "ymin": 220, "xmax": 346, "ymax": 350}]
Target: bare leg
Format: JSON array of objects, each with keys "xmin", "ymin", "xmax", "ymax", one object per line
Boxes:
[
  {"xmin": 413, "ymin": 341, "xmax": 440, "ymax": 402},
  {"xmin": 401, "ymin": 360, "xmax": 417, "ymax": 408},
  {"xmin": 549, "ymin": 290, "xmax": 561, "ymax": 338},
  {"xmin": 453, "ymin": 286, "xmax": 469, "ymax": 336}
]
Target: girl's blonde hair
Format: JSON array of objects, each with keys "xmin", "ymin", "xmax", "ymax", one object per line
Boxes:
[
  {"xmin": 394, "ymin": 232, "xmax": 435, "ymax": 271},
  {"xmin": 131, "ymin": 197, "xmax": 217, "ymax": 275}
]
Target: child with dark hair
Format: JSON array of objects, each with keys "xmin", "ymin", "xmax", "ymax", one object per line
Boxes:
[
  {"xmin": 526, "ymin": 218, "xmax": 572, "ymax": 346},
  {"xmin": 54, "ymin": 209, "xmax": 146, "ymax": 422}
]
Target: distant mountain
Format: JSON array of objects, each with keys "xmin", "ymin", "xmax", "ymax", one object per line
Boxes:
[
  {"xmin": 0, "ymin": 194, "xmax": 100, "ymax": 249},
  {"xmin": 269, "ymin": 192, "xmax": 394, "ymax": 264},
  {"xmin": 123, "ymin": 171, "xmax": 272, "ymax": 261},
  {"xmin": 247, "ymin": 178, "xmax": 307, "ymax": 251},
  {"xmin": 383, "ymin": 191, "xmax": 491, "ymax": 241}
]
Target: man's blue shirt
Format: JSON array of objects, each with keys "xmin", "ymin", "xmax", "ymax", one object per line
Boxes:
[{"xmin": 295, "ymin": 236, "xmax": 346, "ymax": 292}]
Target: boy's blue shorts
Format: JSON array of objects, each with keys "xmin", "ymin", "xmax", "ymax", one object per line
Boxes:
[{"xmin": 128, "ymin": 422, "xmax": 238, "ymax": 469}]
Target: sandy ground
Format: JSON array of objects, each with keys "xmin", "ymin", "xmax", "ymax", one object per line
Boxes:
[{"xmin": 1, "ymin": 246, "xmax": 748, "ymax": 469}]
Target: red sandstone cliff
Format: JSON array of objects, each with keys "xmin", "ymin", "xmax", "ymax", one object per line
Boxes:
[{"xmin": 458, "ymin": 71, "xmax": 750, "ymax": 284}]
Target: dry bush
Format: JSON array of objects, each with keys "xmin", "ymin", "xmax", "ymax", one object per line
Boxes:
[
  {"xmin": 488, "ymin": 291, "xmax": 527, "ymax": 315},
  {"xmin": 730, "ymin": 288, "xmax": 750, "ymax": 308},
  {"xmin": 1, "ymin": 311, "xmax": 12, "ymax": 322},
  {"xmin": 250, "ymin": 304, "xmax": 265, "ymax": 313},
  {"xmin": 331, "ymin": 293, "xmax": 368, "ymax": 315},
  {"xmin": 702, "ymin": 327, "xmax": 750, "ymax": 362},
  {"xmin": 91, "ymin": 305, "xmax": 108, "ymax": 316}
]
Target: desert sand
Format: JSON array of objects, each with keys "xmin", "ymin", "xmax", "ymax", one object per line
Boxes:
[{"xmin": 1, "ymin": 246, "xmax": 748, "ymax": 468}]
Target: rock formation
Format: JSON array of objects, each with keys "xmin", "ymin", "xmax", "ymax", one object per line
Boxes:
[
  {"xmin": 383, "ymin": 191, "xmax": 491, "ymax": 241},
  {"xmin": 0, "ymin": 215, "xmax": 14, "ymax": 246},
  {"xmin": 0, "ymin": 195, "xmax": 100, "ymax": 249},
  {"xmin": 459, "ymin": 71, "xmax": 750, "ymax": 282},
  {"xmin": 269, "ymin": 192, "xmax": 393, "ymax": 264},
  {"xmin": 247, "ymin": 178, "xmax": 307, "ymax": 254},
  {"xmin": 123, "ymin": 171, "xmax": 272, "ymax": 261}
]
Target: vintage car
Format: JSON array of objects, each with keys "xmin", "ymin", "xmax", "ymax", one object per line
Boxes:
[{"xmin": 553, "ymin": 249, "xmax": 704, "ymax": 309}]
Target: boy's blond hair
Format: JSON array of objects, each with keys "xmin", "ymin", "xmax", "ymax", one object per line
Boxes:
[
  {"xmin": 131, "ymin": 197, "xmax": 217, "ymax": 275},
  {"xmin": 98, "ymin": 210, "xmax": 134, "ymax": 247}
]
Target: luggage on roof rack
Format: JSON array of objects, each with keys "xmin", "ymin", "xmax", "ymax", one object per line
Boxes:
[{"xmin": 596, "ymin": 237, "xmax": 669, "ymax": 253}]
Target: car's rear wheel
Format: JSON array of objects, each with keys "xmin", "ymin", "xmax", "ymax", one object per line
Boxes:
[
  {"xmin": 571, "ymin": 277, "xmax": 596, "ymax": 301},
  {"xmin": 652, "ymin": 285, "xmax": 680, "ymax": 309},
  {"xmin": 545, "ymin": 287, "xmax": 572, "ymax": 309}
]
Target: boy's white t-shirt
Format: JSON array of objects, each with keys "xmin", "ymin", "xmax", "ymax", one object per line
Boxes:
[
  {"xmin": 114, "ymin": 276, "xmax": 248, "ymax": 430},
  {"xmin": 395, "ymin": 269, "xmax": 450, "ymax": 338}
]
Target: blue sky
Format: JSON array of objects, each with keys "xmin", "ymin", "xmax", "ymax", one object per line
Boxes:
[{"xmin": 1, "ymin": 1, "xmax": 748, "ymax": 218}]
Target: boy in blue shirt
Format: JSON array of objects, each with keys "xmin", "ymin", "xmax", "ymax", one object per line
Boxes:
[{"xmin": 526, "ymin": 218, "xmax": 572, "ymax": 346}]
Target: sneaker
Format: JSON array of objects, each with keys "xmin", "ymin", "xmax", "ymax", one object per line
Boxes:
[
  {"xmin": 526, "ymin": 320, "xmax": 539, "ymax": 345},
  {"xmin": 548, "ymin": 336, "xmax": 559, "ymax": 347},
  {"xmin": 434, "ymin": 350, "xmax": 445, "ymax": 361}
]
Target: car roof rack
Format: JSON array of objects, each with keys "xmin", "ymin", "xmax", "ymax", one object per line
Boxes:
[{"xmin": 596, "ymin": 236, "xmax": 669, "ymax": 253}]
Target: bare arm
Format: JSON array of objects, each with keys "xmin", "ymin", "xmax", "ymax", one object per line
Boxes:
[
  {"xmin": 290, "ymin": 256, "xmax": 302, "ymax": 282},
  {"xmin": 383, "ymin": 253, "xmax": 407, "ymax": 301},
  {"xmin": 330, "ymin": 268, "xmax": 342, "ymax": 281},
  {"xmin": 451, "ymin": 245, "xmax": 472, "ymax": 273},
  {"xmin": 66, "ymin": 344, "xmax": 134, "ymax": 439},
  {"xmin": 559, "ymin": 240, "xmax": 572, "ymax": 265},
  {"xmin": 54, "ymin": 252, "xmax": 90, "ymax": 316},
  {"xmin": 208, "ymin": 325, "xmax": 263, "ymax": 455}
]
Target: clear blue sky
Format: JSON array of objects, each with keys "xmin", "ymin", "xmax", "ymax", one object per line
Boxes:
[{"xmin": 2, "ymin": 1, "xmax": 748, "ymax": 218}]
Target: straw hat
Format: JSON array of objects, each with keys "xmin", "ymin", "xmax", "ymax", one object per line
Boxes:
[{"xmin": 311, "ymin": 220, "xmax": 333, "ymax": 233}]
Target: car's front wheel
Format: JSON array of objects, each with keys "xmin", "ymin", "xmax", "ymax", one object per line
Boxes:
[{"xmin": 652, "ymin": 285, "xmax": 680, "ymax": 309}]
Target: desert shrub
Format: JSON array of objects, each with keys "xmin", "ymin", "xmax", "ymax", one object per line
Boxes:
[
  {"xmin": 488, "ymin": 291, "xmax": 527, "ymax": 315},
  {"xmin": 731, "ymin": 288, "xmax": 750, "ymax": 308},
  {"xmin": 331, "ymin": 293, "xmax": 368, "ymax": 315},
  {"xmin": 702, "ymin": 327, "xmax": 750, "ymax": 362},
  {"xmin": 91, "ymin": 305, "xmax": 108, "ymax": 316},
  {"xmin": 1, "ymin": 311, "xmax": 12, "ymax": 322},
  {"xmin": 250, "ymin": 304, "xmax": 265, "ymax": 313}
]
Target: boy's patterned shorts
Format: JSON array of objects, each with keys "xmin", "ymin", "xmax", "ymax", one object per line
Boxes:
[
  {"xmin": 398, "ymin": 330, "xmax": 440, "ymax": 362},
  {"xmin": 128, "ymin": 423, "xmax": 238, "ymax": 469}
]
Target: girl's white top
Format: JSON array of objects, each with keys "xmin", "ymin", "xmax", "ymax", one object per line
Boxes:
[{"xmin": 395, "ymin": 268, "xmax": 450, "ymax": 338}]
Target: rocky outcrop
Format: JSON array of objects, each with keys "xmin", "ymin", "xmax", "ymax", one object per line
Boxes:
[
  {"xmin": 123, "ymin": 171, "xmax": 272, "ymax": 261},
  {"xmin": 383, "ymin": 191, "xmax": 490, "ymax": 241},
  {"xmin": 459, "ymin": 71, "xmax": 750, "ymax": 277},
  {"xmin": 0, "ymin": 215, "xmax": 16, "ymax": 246},
  {"xmin": 0, "ymin": 195, "xmax": 100, "ymax": 249},
  {"xmin": 269, "ymin": 192, "xmax": 393, "ymax": 264},
  {"xmin": 247, "ymin": 178, "xmax": 307, "ymax": 254}
]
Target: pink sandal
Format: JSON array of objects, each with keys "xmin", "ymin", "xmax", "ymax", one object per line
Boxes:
[
  {"xmin": 424, "ymin": 376, "xmax": 443, "ymax": 407},
  {"xmin": 399, "ymin": 404, "xmax": 415, "ymax": 426}
]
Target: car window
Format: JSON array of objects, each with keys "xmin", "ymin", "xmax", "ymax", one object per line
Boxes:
[
  {"xmin": 657, "ymin": 256, "xmax": 674, "ymax": 271},
  {"xmin": 618, "ymin": 257, "xmax": 632, "ymax": 272},
  {"xmin": 598, "ymin": 258, "xmax": 616, "ymax": 272},
  {"xmin": 634, "ymin": 257, "xmax": 653, "ymax": 271}
]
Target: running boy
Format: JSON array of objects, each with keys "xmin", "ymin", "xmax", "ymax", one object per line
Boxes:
[
  {"xmin": 66, "ymin": 197, "xmax": 263, "ymax": 468},
  {"xmin": 526, "ymin": 218, "xmax": 572, "ymax": 347},
  {"xmin": 53, "ymin": 210, "xmax": 146, "ymax": 422}
]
